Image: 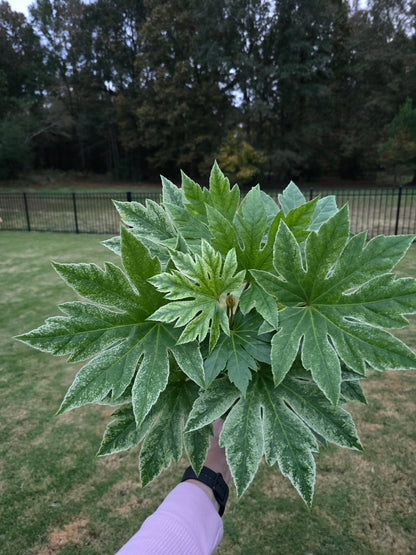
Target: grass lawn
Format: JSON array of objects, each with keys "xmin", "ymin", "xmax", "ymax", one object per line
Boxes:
[{"xmin": 1, "ymin": 232, "xmax": 415, "ymax": 554}]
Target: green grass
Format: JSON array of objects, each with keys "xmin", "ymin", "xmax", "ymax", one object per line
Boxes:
[{"xmin": 1, "ymin": 232, "xmax": 415, "ymax": 554}]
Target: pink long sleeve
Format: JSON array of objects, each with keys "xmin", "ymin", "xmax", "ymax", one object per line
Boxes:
[{"xmin": 116, "ymin": 482, "xmax": 224, "ymax": 554}]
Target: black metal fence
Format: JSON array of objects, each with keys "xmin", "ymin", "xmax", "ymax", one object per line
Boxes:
[{"xmin": 1, "ymin": 187, "xmax": 415, "ymax": 238}]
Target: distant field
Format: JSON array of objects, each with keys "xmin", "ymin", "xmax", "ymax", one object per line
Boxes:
[
  {"xmin": 1, "ymin": 232, "xmax": 415, "ymax": 554},
  {"xmin": 0, "ymin": 170, "xmax": 162, "ymax": 194}
]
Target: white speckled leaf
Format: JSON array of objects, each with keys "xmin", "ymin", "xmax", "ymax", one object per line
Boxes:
[
  {"xmin": 114, "ymin": 198, "xmax": 177, "ymax": 244},
  {"xmin": 15, "ymin": 165, "xmax": 416, "ymax": 506},
  {"xmin": 131, "ymin": 323, "xmax": 204, "ymax": 427},
  {"xmin": 184, "ymin": 424, "xmax": 213, "ymax": 476},
  {"xmin": 280, "ymin": 377, "xmax": 363, "ymax": 450},
  {"xmin": 52, "ymin": 261, "xmax": 146, "ymax": 316},
  {"xmin": 253, "ymin": 207, "xmax": 416, "ymax": 405},
  {"xmin": 184, "ymin": 378, "xmax": 240, "ymax": 432},
  {"xmin": 219, "ymin": 378, "xmax": 263, "ymax": 497},
  {"xmin": 57, "ymin": 324, "xmax": 150, "ymax": 414},
  {"xmin": 15, "ymin": 301, "xmax": 136, "ymax": 362},
  {"xmin": 206, "ymin": 161, "xmax": 240, "ymax": 222},
  {"xmin": 161, "ymin": 175, "xmax": 185, "ymax": 207},
  {"xmin": 259, "ymin": 373, "xmax": 318, "ymax": 506},
  {"xmin": 97, "ymin": 403, "xmax": 156, "ymax": 456},
  {"xmin": 139, "ymin": 381, "xmax": 201, "ymax": 486},
  {"xmin": 120, "ymin": 226, "xmax": 165, "ymax": 314}
]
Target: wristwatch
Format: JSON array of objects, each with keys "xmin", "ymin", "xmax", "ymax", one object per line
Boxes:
[{"xmin": 181, "ymin": 465, "xmax": 229, "ymax": 516}]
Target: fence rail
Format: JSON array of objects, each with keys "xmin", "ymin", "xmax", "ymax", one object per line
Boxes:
[{"xmin": 1, "ymin": 187, "xmax": 415, "ymax": 238}]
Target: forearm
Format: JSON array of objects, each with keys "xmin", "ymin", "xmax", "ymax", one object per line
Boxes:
[{"xmin": 116, "ymin": 482, "xmax": 223, "ymax": 555}]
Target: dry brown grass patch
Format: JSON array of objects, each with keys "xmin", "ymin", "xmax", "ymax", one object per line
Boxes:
[{"xmin": 38, "ymin": 517, "xmax": 89, "ymax": 554}]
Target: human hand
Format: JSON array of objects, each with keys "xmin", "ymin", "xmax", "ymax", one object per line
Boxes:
[
  {"xmin": 184, "ymin": 418, "xmax": 231, "ymax": 513},
  {"xmin": 204, "ymin": 419, "xmax": 231, "ymax": 484}
]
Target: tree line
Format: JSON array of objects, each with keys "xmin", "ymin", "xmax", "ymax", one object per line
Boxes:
[{"xmin": 1, "ymin": 0, "xmax": 415, "ymax": 184}]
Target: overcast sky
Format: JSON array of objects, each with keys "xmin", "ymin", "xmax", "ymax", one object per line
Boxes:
[
  {"xmin": 8, "ymin": 0, "xmax": 32, "ymax": 16},
  {"xmin": 7, "ymin": 0, "xmax": 368, "ymax": 19}
]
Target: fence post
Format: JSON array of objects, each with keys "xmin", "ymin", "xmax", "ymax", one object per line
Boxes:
[
  {"xmin": 72, "ymin": 192, "xmax": 79, "ymax": 234},
  {"xmin": 23, "ymin": 192, "xmax": 31, "ymax": 231},
  {"xmin": 394, "ymin": 186, "xmax": 402, "ymax": 236},
  {"xmin": 127, "ymin": 191, "xmax": 132, "ymax": 202}
]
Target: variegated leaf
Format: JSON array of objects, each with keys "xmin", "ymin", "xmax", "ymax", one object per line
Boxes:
[{"xmin": 149, "ymin": 241, "xmax": 246, "ymax": 351}]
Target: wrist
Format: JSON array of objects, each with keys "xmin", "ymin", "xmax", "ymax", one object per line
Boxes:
[
  {"xmin": 181, "ymin": 466, "xmax": 229, "ymax": 516},
  {"xmin": 185, "ymin": 479, "xmax": 221, "ymax": 512}
]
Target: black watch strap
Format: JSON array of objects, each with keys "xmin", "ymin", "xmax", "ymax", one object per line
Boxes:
[{"xmin": 182, "ymin": 465, "xmax": 229, "ymax": 516}]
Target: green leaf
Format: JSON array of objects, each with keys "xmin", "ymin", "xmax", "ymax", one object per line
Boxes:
[
  {"xmin": 16, "ymin": 301, "xmax": 137, "ymax": 363},
  {"xmin": 120, "ymin": 226, "xmax": 165, "ymax": 314},
  {"xmin": 278, "ymin": 181, "xmax": 306, "ymax": 215},
  {"xmin": 341, "ymin": 380, "xmax": 367, "ymax": 404},
  {"xmin": 149, "ymin": 241, "xmax": 246, "ymax": 351},
  {"xmin": 131, "ymin": 323, "xmax": 204, "ymax": 427},
  {"xmin": 139, "ymin": 381, "xmax": 208, "ymax": 485},
  {"xmin": 274, "ymin": 196, "xmax": 319, "ymax": 243},
  {"xmin": 206, "ymin": 184, "xmax": 282, "ymax": 272},
  {"xmin": 181, "ymin": 162, "xmax": 240, "ymax": 225},
  {"xmin": 114, "ymin": 199, "xmax": 177, "ymax": 245},
  {"xmin": 219, "ymin": 377, "xmax": 264, "ymax": 497},
  {"xmin": 181, "ymin": 171, "xmax": 209, "ymax": 222},
  {"xmin": 203, "ymin": 310, "xmax": 271, "ymax": 394},
  {"xmin": 207, "ymin": 161, "xmax": 240, "ymax": 222},
  {"xmin": 206, "ymin": 203, "xmax": 238, "ymax": 256},
  {"xmin": 253, "ymin": 208, "xmax": 416, "ymax": 405},
  {"xmin": 218, "ymin": 370, "xmax": 320, "ymax": 504},
  {"xmin": 163, "ymin": 202, "xmax": 211, "ymax": 243},
  {"xmin": 280, "ymin": 377, "xmax": 363, "ymax": 450},
  {"xmin": 161, "ymin": 175, "xmax": 185, "ymax": 207},
  {"xmin": 97, "ymin": 403, "xmax": 155, "ymax": 456},
  {"xmin": 52, "ymin": 261, "xmax": 146, "ymax": 316},
  {"xmin": 309, "ymin": 196, "xmax": 338, "ymax": 231},
  {"xmin": 185, "ymin": 378, "xmax": 240, "ymax": 432},
  {"xmin": 239, "ymin": 280, "xmax": 279, "ymax": 328},
  {"xmin": 234, "ymin": 185, "xmax": 269, "ymax": 269},
  {"xmin": 184, "ymin": 423, "xmax": 213, "ymax": 476},
  {"xmin": 259, "ymin": 373, "xmax": 318, "ymax": 506}
]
